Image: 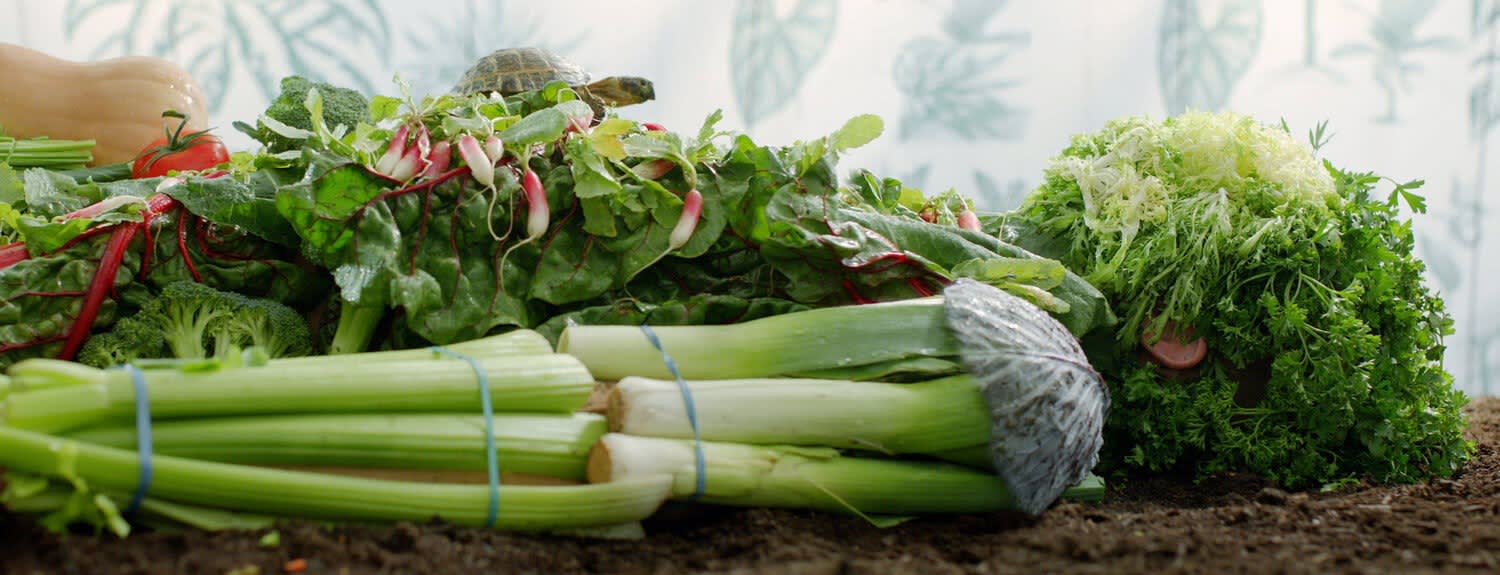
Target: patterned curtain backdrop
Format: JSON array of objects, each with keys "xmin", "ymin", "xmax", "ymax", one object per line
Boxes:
[{"xmin": 2, "ymin": 0, "xmax": 1495, "ymax": 396}]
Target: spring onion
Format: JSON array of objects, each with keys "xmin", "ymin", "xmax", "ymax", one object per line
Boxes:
[{"xmin": 0, "ymin": 134, "xmax": 95, "ymax": 169}]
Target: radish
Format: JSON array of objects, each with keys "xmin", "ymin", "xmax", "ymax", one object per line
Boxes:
[
  {"xmin": 522, "ymin": 169, "xmax": 549, "ymax": 240},
  {"xmin": 420, "ymin": 140, "xmax": 452, "ymax": 179},
  {"xmin": 668, "ymin": 189, "xmax": 703, "ymax": 250},
  {"xmin": 375, "ymin": 124, "xmax": 410, "ymax": 175},
  {"xmin": 412, "ymin": 125, "xmax": 432, "ymax": 174},
  {"xmin": 457, "ymin": 134, "xmax": 493, "ymax": 189},
  {"xmin": 484, "ymin": 135, "xmax": 504, "ymax": 165},
  {"xmin": 957, "ymin": 210, "xmax": 981, "ymax": 232},
  {"xmin": 621, "ymin": 189, "xmax": 703, "ymax": 285},
  {"xmin": 633, "ymin": 122, "xmax": 675, "ymax": 180},
  {"xmin": 494, "ymin": 167, "xmax": 551, "ymax": 295},
  {"xmin": 564, "ymin": 109, "xmax": 594, "ymax": 134},
  {"xmin": 388, "ymin": 146, "xmax": 422, "ymax": 182},
  {"xmin": 633, "ymin": 160, "xmax": 675, "ymax": 181}
]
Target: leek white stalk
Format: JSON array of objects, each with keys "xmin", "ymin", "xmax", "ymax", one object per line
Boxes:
[
  {"xmin": 589, "ymin": 434, "xmax": 1105, "ymax": 516},
  {"xmin": 608, "ymin": 375, "xmax": 990, "ymax": 456}
]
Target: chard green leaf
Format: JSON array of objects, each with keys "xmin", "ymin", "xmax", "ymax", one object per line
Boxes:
[
  {"xmin": 22, "ymin": 169, "xmax": 96, "ymax": 217},
  {"xmin": 951, "ymin": 257, "xmax": 1066, "ymax": 290},
  {"xmin": 499, "ymin": 100, "xmax": 591, "ymax": 148},
  {"xmin": 0, "ymin": 163, "xmax": 22, "ymax": 205},
  {"xmin": 162, "ymin": 175, "xmax": 300, "ymax": 247}
]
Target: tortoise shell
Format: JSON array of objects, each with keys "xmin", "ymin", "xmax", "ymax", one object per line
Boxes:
[{"xmin": 453, "ymin": 47, "xmax": 592, "ymax": 95}]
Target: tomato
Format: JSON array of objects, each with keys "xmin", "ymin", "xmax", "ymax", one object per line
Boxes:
[{"xmin": 131, "ymin": 110, "xmax": 230, "ymax": 179}]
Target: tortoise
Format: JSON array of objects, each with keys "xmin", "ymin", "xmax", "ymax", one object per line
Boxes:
[{"xmin": 453, "ymin": 47, "xmax": 656, "ymax": 115}]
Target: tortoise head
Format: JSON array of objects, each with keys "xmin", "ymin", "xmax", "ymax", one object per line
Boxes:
[{"xmin": 586, "ymin": 76, "xmax": 656, "ymax": 107}]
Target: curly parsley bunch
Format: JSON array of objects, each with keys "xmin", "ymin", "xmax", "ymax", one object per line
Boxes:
[{"xmin": 1010, "ymin": 111, "xmax": 1472, "ymax": 488}]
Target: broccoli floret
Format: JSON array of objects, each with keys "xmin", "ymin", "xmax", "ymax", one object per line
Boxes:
[
  {"xmin": 153, "ymin": 281, "xmax": 243, "ymax": 360},
  {"xmin": 78, "ymin": 281, "xmax": 315, "ymax": 366},
  {"xmin": 75, "ymin": 315, "xmax": 168, "ymax": 368},
  {"xmin": 208, "ymin": 297, "xmax": 314, "ymax": 359},
  {"xmin": 247, "ymin": 76, "xmax": 370, "ymax": 153}
]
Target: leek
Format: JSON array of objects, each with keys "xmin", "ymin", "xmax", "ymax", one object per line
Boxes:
[
  {"xmin": 0, "ymin": 425, "xmax": 672, "ymax": 531},
  {"xmin": 608, "ymin": 375, "xmax": 990, "ymax": 456},
  {"xmin": 558, "ymin": 297, "xmax": 958, "ymax": 381},
  {"xmin": 589, "ymin": 434, "xmax": 1105, "ymax": 516},
  {"xmin": 2, "ymin": 353, "xmax": 594, "ymax": 433},
  {"xmin": 65, "ymin": 413, "xmax": 607, "ymax": 481},
  {"xmin": 566, "ymin": 279, "xmax": 1112, "ymax": 514}
]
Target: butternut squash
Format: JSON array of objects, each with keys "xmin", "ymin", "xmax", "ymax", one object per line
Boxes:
[{"xmin": 0, "ymin": 42, "xmax": 209, "ymax": 166}]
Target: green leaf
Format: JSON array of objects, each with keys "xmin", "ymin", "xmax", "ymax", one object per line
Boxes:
[
  {"xmin": 368, "ymin": 95, "xmax": 404, "ymax": 122},
  {"xmin": 163, "ymin": 174, "xmax": 301, "ymax": 247},
  {"xmin": 830, "ymin": 114, "xmax": 884, "ymax": 152},
  {"xmin": 498, "ymin": 100, "xmax": 591, "ymax": 148},
  {"xmin": 22, "ymin": 169, "xmax": 97, "ymax": 217},
  {"xmin": 589, "ymin": 118, "xmax": 635, "ymax": 161},
  {"xmin": 952, "ymin": 257, "xmax": 1067, "ymax": 290},
  {"xmin": 0, "ymin": 163, "xmax": 23, "ymax": 205}
]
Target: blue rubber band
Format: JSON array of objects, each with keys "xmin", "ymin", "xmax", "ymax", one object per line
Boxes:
[
  {"xmin": 119, "ymin": 364, "xmax": 152, "ymax": 516},
  {"xmin": 429, "ymin": 346, "xmax": 501, "ymax": 529},
  {"xmin": 638, "ymin": 324, "xmax": 706, "ymax": 501}
]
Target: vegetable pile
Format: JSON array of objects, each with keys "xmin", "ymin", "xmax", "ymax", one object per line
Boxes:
[
  {"xmin": 0, "ymin": 65, "xmax": 1122, "ymax": 536},
  {"xmin": 1002, "ymin": 112, "xmax": 1472, "ymax": 488},
  {"xmin": 0, "ymin": 46, "xmax": 1474, "ymax": 538}
]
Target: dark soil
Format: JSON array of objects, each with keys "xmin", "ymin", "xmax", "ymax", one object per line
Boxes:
[{"xmin": 3, "ymin": 398, "xmax": 1497, "ymax": 575}]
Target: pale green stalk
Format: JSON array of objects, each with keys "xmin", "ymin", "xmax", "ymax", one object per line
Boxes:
[
  {"xmin": 608, "ymin": 375, "xmax": 991, "ymax": 455},
  {"xmin": 272, "ymin": 330, "xmax": 555, "ymax": 366},
  {"xmin": 65, "ymin": 413, "xmax": 607, "ymax": 480},
  {"xmin": 591, "ymin": 434, "xmax": 1105, "ymax": 516},
  {"xmin": 2, "ymin": 353, "xmax": 593, "ymax": 433},
  {"xmin": 0, "ymin": 425, "xmax": 672, "ymax": 531},
  {"xmin": 558, "ymin": 297, "xmax": 958, "ymax": 380}
]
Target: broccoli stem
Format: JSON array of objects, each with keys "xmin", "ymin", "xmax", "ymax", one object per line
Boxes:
[{"xmin": 328, "ymin": 299, "xmax": 387, "ymax": 355}]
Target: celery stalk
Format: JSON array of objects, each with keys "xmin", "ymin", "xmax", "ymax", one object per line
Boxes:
[
  {"xmin": 558, "ymin": 298, "xmax": 957, "ymax": 381},
  {"xmin": 589, "ymin": 434, "xmax": 1105, "ymax": 516},
  {"xmin": 65, "ymin": 413, "xmax": 607, "ymax": 480},
  {"xmin": 2, "ymin": 353, "xmax": 594, "ymax": 433},
  {"xmin": 609, "ymin": 375, "xmax": 991, "ymax": 456},
  {"xmin": 0, "ymin": 425, "xmax": 672, "ymax": 531},
  {"xmin": 271, "ymin": 330, "xmax": 555, "ymax": 366}
]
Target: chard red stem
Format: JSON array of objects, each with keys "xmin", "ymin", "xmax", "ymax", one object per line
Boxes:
[
  {"xmin": 57, "ymin": 224, "xmax": 139, "ymax": 360},
  {"xmin": 176, "ymin": 207, "xmax": 203, "ymax": 282},
  {"xmin": 0, "ymin": 243, "xmax": 29, "ymax": 269},
  {"xmin": 55, "ymin": 193, "xmax": 180, "ymax": 360}
]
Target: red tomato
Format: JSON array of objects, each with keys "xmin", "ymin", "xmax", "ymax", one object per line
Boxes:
[{"xmin": 131, "ymin": 111, "xmax": 230, "ymax": 179}]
